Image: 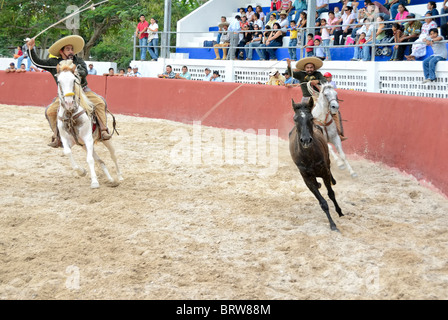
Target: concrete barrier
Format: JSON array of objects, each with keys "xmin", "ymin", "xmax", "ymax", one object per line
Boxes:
[{"xmin": 0, "ymin": 70, "xmax": 447, "ymax": 197}]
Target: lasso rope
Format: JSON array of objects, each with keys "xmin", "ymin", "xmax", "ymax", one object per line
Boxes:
[{"xmin": 28, "ymin": 0, "xmax": 109, "ymax": 69}]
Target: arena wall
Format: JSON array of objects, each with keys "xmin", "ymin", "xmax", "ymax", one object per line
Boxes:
[{"xmin": 1, "ymin": 71, "xmax": 447, "ymax": 196}]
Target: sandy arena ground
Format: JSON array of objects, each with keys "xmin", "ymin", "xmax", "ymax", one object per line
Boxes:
[{"xmin": 0, "ymin": 104, "xmax": 447, "ymax": 300}]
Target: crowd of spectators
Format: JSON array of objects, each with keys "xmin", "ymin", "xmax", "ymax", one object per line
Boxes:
[{"xmin": 207, "ymin": 0, "xmax": 447, "ymax": 63}]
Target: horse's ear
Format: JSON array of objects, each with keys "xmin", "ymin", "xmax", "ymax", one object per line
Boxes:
[
  {"xmin": 307, "ymin": 97, "xmax": 314, "ymax": 110},
  {"xmin": 291, "ymin": 98, "xmax": 296, "ymax": 109},
  {"xmin": 71, "ymin": 63, "xmax": 76, "ymax": 73}
]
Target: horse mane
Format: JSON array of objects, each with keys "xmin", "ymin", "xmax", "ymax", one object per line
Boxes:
[{"xmin": 58, "ymin": 60, "xmax": 94, "ymax": 116}]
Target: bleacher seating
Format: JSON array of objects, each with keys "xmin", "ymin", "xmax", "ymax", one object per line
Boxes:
[{"xmin": 176, "ymin": 0, "xmax": 447, "ymax": 62}]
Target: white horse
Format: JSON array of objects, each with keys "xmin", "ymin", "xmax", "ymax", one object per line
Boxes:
[
  {"xmin": 309, "ymin": 82, "xmax": 357, "ymax": 178},
  {"xmin": 56, "ymin": 60, "xmax": 123, "ymax": 188}
]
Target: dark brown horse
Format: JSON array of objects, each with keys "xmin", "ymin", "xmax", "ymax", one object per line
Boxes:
[{"xmin": 289, "ymin": 98, "xmax": 344, "ymax": 231}]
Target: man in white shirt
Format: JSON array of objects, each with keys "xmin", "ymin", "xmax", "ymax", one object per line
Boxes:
[{"xmin": 88, "ymin": 63, "xmax": 97, "ymax": 75}]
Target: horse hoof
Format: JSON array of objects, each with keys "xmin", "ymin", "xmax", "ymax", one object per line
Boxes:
[
  {"xmin": 78, "ymin": 168, "xmax": 87, "ymax": 177},
  {"xmin": 351, "ymin": 173, "xmax": 358, "ymax": 178},
  {"xmin": 330, "ymin": 225, "xmax": 340, "ymax": 232},
  {"xmin": 118, "ymin": 176, "xmax": 124, "ymax": 182},
  {"xmin": 91, "ymin": 182, "xmax": 100, "ymax": 189},
  {"xmin": 338, "ymin": 164, "xmax": 346, "ymax": 170}
]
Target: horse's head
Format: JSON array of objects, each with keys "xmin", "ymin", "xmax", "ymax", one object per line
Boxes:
[
  {"xmin": 321, "ymin": 83, "xmax": 340, "ymax": 115},
  {"xmin": 56, "ymin": 60, "xmax": 78, "ymax": 113},
  {"xmin": 292, "ymin": 98, "xmax": 314, "ymax": 149}
]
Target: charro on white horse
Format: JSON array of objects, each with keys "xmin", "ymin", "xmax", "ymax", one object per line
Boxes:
[
  {"xmin": 56, "ymin": 60, "xmax": 123, "ymax": 188},
  {"xmin": 308, "ymin": 82, "xmax": 357, "ymax": 178}
]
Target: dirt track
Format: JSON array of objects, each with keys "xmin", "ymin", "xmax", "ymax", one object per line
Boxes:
[{"xmin": 1, "ymin": 104, "xmax": 447, "ymax": 300}]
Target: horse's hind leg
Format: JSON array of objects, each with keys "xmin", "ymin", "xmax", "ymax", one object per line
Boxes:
[
  {"xmin": 333, "ymin": 140, "xmax": 357, "ymax": 178},
  {"xmin": 328, "ymin": 143, "xmax": 345, "ymax": 170},
  {"xmin": 101, "ymin": 140, "xmax": 123, "ymax": 181},
  {"xmin": 302, "ymin": 174, "xmax": 339, "ymax": 231}
]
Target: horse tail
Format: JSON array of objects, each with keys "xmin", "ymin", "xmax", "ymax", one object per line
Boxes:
[{"xmin": 331, "ymin": 173, "xmax": 337, "ymax": 186}]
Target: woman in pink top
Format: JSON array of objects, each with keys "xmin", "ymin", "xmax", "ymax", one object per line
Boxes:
[{"xmin": 394, "ymin": 4, "xmax": 409, "ymax": 22}]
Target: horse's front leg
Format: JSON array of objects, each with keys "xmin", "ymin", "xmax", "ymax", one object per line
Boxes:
[
  {"xmin": 102, "ymin": 140, "xmax": 123, "ymax": 182},
  {"xmin": 83, "ymin": 138, "xmax": 99, "ymax": 189},
  {"xmin": 83, "ymin": 145, "xmax": 114, "ymax": 183},
  {"xmin": 332, "ymin": 137, "xmax": 358, "ymax": 178},
  {"xmin": 59, "ymin": 128, "xmax": 86, "ymax": 177}
]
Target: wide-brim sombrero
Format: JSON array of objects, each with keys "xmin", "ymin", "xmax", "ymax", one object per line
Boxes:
[
  {"xmin": 218, "ymin": 22, "xmax": 230, "ymax": 28},
  {"xmin": 295, "ymin": 57, "xmax": 323, "ymax": 71},
  {"xmin": 48, "ymin": 35, "xmax": 85, "ymax": 57}
]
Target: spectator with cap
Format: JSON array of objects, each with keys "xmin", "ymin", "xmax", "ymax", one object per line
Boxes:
[
  {"xmin": 324, "ymin": 72, "xmax": 337, "ymax": 88},
  {"xmin": 88, "ymin": 63, "xmax": 97, "ymax": 75},
  {"xmin": 5, "ymin": 62, "xmax": 17, "ymax": 73},
  {"xmin": 266, "ymin": 68, "xmax": 286, "ymax": 86},
  {"xmin": 211, "ymin": 70, "xmax": 224, "ymax": 82},
  {"xmin": 132, "ymin": 65, "xmax": 142, "ymax": 77},
  {"xmin": 202, "ymin": 67, "xmax": 212, "ymax": 81},
  {"xmin": 175, "ymin": 65, "xmax": 192, "ymax": 80}
]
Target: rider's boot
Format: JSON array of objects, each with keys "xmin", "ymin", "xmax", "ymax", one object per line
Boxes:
[
  {"xmin": 95, "ymin": 109, "xmax": 112, "ymax": 141},
  {"xmin": 333, "ymin": 111, "xmax": 347, "ymax": 141},
  {"xmin": 47, "ymin": 112, "xmax": 62, "ymax": 148}
]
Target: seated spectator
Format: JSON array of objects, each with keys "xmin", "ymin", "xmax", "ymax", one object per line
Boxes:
[
  {"xmin": 202, "ymin": 67, "xmax": 212, "ymax": 81},
  {"xmin": 266, "ymin": 68, "xmax": 286, "ymax": 86},
  {"xmin": 287, "ymin": 20, "xmax": 299, "ymax": 60},
  {"xmin": 334, "ymin": 6, "xmax": 342, "ymax": 19},
  {"xmin": 304, "ymin": 33, "xmax": 315, "ymax": 57},
  {"xmin": 389, "ymin": 22, "xmax": 404, "ymax": 61},
  {"xmin": 117, "ymin": 68, "xmax": 126, "ymax": 76},
  {"xmin": 5, "ymin": 62, "xmax": 17, "ymax": 73},
  {"xmin": 316, "ymin": 0, "xmax": 330, "ymax": 15},
  {"xmin": 239, "ymin": 7, "xmax": 246, "ymax": 17},
  {"xmin": 426, "ymin": 1, "xmax": 440, "ymax": 26},
  {"xmin": 284, "ymin": 69, "xmax": 299, "ymax": 87},
  {"xmin": 342, "ymin": 1, "xmax": 360, "ymax": 14},
  {"xmin": 266, "ymin": 0, "xmax": 282, "ymax": 24},
  {"xmin": 334, "ymin": 6, "xmax": 356, "ymax": 45},
  {"xmin": 255, "ymin": 5, "xmax": 265, "ymax": 23},
  {"xmin": 278, "ymin": 10, "xmax": 289, "ymax": 31},
  {"xmin": 13, "ymin": 46, "xmax": 23, "ymax": 59},
  {"xmin": 246, "ymin": 5, "xmax": 255, "ymax": 23},
  {"xmin": 158, "ymin": 65, "xmax": 175, "ymax": 79},
  {"xmin": 394, "ymin": 3, "xmax": 409, "ymax": 23},
  {"xmin": 289, "ymin": 0, "xmax": 307, "ymax": 24},
  {"xmin": 314, "ymin": 37, "xmax": 325, "ymax": 60},
  {"xmin": 240, "ymin": 14, "xmax": 249, "ymax": 29},
  {"xmin": 351, "ymin": 31, "xmax": 367, "ymax": 60},
  {"xmin": 396, "ymin": 13, "xmax": 422, "ymax": 60},
  {"xmin": 422, "ymin": 28, "xmax": 447, "ymax": 83},
  {"xmin": 441, "ymin": 0, "xmax": 448, "ymax": 27},
  {"xmin": 327, "ymin": 11, "xmax": 341, "ymax": 39},
  {"xmin": 216, "ymin": 16, "xmax": 227, "ymax": 44},
  {"xmin": 266, "ymin": 13, "xmax": 279, "ymax": 29},
  {"xmin": 442, "ymin": 19, "xmax": 448, "ymax": 40},
  {"xmin": 279, "ymin": 0, "xmax": 293, "ymax": 23},
  {"xmin": 388, "ymin": 0, "xmax": 407, "ymax": 21},
  {"xmin": 364, "ymin": 0, "xmax": 391, "ymax": 21},
  {"xmin": 362, "ymin": 15, "xmax": 388, "ymax": 61},
  {"xmin": 253, "ymin": 12, "xmax": 264, "ymax": 29},
  {"xmin": 211, "ymin": 70, "xmax": 224, "ymax": 82},
  {"xmin": 236, "ymin": 24, "xmax": 253, "ymax": 60},
  {"xmin": 405, "ymin": 13, "xmax": 438, "ymax": 60},
  {"xmin": 175, "ymin": 65, "xmax": 191, "ymax": 80},
  {"xmin": 260, "ymin": 22, "xmax": 284, "ymax": 61},
  {"xmin": 103, "ymin": 68, "xmax": 115, "ymax": 76},
  {"xmin": 255, "ymin": 25, "xmax": 271, "ymax": 60},
  {"xmin": 351, "ymin": 7, "xmax": 370, "ymax": 40},
  {"xmin": 213, "ymin": 21, "xmax": 230, "ymax": 60},
  {"xmin": 245, "ymin": 23, "xmax": 263, "ymax": 60}
]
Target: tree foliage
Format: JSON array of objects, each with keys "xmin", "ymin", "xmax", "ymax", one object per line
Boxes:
[{"xmin": 0, "ymin": 0, "xmax": 207, "ymax": 62}]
